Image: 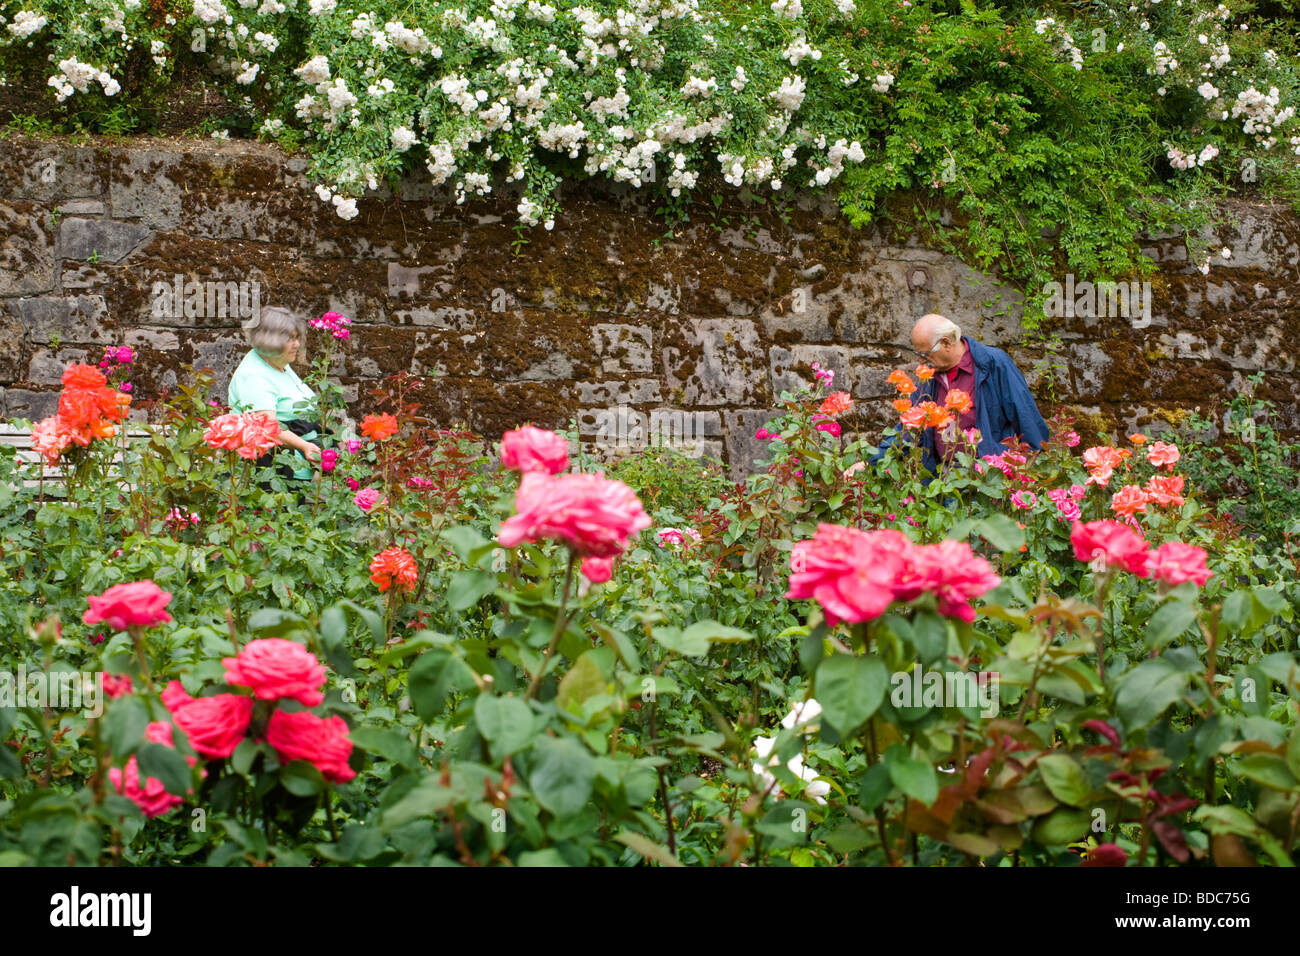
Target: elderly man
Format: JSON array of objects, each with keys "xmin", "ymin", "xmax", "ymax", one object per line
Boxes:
[{"xmin": 873, "ymin": 314, "xmax": 1049, "ymax": 472}]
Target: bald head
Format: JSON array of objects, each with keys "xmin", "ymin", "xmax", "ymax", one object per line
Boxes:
[{"xmin": 910, "ymin": 314, "xmax": 965, "ymax": 370}]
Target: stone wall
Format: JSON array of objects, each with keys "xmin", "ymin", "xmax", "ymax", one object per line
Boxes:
[{"xmin": 2, "ymin": 132, "xmax": 1298, "ymax": 475}]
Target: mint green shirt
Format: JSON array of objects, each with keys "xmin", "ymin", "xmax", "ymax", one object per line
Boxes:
[{"xmin": 227, "ymin": 349, "xmax": 318, "ymax": 480}]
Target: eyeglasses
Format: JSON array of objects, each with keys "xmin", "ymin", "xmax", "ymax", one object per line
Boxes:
[{"xmin": 911, "ymin": 340, "xmax": 943, "ymax": 362}]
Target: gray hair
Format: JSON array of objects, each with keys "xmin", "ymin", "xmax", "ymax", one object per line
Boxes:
[
  {"xmin": 927, "ymin": 316, "xmax": 962, "ymax": 348},
  {"xmin": 246, "ymin": 306, "xmax": 304, "ymax": 356}
]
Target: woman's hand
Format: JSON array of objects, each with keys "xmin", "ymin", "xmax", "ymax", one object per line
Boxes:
[{"xmin": 301, "ymin": 442, "xmax": 322, "ymax": 464}]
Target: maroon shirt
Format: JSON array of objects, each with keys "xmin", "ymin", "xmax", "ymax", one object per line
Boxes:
[{"xmin": 932, "ymin": 341, "xmax": 977, "ymax": 461}]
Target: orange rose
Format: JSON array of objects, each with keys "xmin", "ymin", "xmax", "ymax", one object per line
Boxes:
[
  {"xmin": 61, "ymin": 363, "xmax": 108, "ymax": 392},
  {"xmin": 887, "ymin": 369, "xmax": 917, "ymax": 395},
  {"xmin": 360, "ymin": 413, "xmax": 399, "ymax": 441},
  {"xmin": 944, "ymin": 388, "xmax": 973, "ymax": 415},
  {"xmin": 916, "ymin": 364, "xmax": 935, "ymax": 382}
]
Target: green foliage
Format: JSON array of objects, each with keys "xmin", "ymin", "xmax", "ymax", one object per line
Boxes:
[{"xmin": 2, "ymin": 0, "xmax": 1298, "ymax": 319}]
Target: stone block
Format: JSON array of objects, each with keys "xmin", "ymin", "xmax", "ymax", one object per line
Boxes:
[
  {"xmin": 594, "ymin": 324, "xmax": 653, "ymax": 374},
  {"xmin": 57, "ymin": 218, "xmax": 152, "ymax": 263},
  {"xmin": 4, "ymin": 388, "xmax": 59, "ymax": 421},
  {"xmin": 109, "ymin": 150, "xmax": 184, "ymax": 229},
  {"xmin": 725, "ymin": 408, "xmax": 783, "ymax": 477},
  {"xmin": 28, "ymin": 348, "xmax": 92, "ymax": 385},
  {"xmin": 20, "ymin": 296, "xmax": 112, "ymax": 345},
  {"xmin": 663, "ymin": 319, "xmax": 765, "ymax": 406},
  {"xmin": 0, "ymin": 201, "xmax": 55, "ymax": 295}
]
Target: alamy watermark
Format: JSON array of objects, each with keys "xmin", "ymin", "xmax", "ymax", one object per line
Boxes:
[
  {"xmin": 151, "ymin": 273, "xmax": 261, "ymax": 327},
  {"xmin": 590, "ymin": 404, "xmax": 711, "ymax": 458},
  {"xmin": 1043, "ymin": 274, "xmax": 1153, "ymax": 325},
  {"xmin": 891, "ymin": 665, "xmax": 1000, "ymax": 718},
  {"xmin": 0, "ymin": 667, "xmax": 104, "ymax": 718}
]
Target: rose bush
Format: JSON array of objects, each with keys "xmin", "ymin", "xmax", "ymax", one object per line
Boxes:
[{"xmin": 0, "ymin": 354, "xmax": 1296, "ymax": 867}]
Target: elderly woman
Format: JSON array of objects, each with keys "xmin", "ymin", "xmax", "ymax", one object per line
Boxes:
[{"xmin": 227, "ymin": 306, "xmax": 322, "ymax": 480}]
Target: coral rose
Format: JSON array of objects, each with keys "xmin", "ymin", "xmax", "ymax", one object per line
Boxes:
[
  {"xmin": 83, "ymin": 580, "xmax": 173, "ymax": 631},
  {"xmin": 235, "ymin": 412, "xmax": 283, "ymax": 459},
  {"xmin": 818, "ymin": 391, "xmax": 852, "ymax": 416},
  {"xmin": 1145, "ymin": 475, "xmax": 1186, "ymax": 507},
  {"xmin": 62, "ymin": 362, "xmax": 108, "ymax": 391},
  {"xmin": 265, "ymin": 709, "xmax": 356, "ymax": 783},
  {"xmin": 222, "ymin": 637, "xmax": 327, "ymax": 706},
  {"xmin": 1146, "ymin": 440, "xmax": 1180, "ymax": 469},
  {"xmin": 944, "ymin": 388, "xmax": 973, "ymax": 415},
  {"xmin": 497, "ymin": 471, "xmax": 651, "ymax": 559},
  {"xmin": 162, "ymin": 681, "xmax": 254, "ymax": 759},
  {"xmin": 1110, "ymin": 485, "xmax": 1149, "ymax": 519},
  {"xmin": 370, "ymin": 547, "xmax": 419, "ymax": 593},
  {"xmin": 30, "ymin": 416, "xmax": 73, "ymax": 464},
  {"xmin": 204, "ymin": 413, "xmax": 247, "ymax": 452},
  {"xmin": 499, "ymin": 425, "xmax": 570, "ymax": 475}
]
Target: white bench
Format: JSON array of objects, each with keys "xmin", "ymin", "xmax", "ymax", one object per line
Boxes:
[{"xmin": 1, "ymin": 423, "xmax": 151, "ymax": 489}]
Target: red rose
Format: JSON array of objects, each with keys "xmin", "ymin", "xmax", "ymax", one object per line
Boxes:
[
  {"xmin": 162, "ymin": 680, "xmax": 254, "ymax": 759},
  {"xmin": 265, "ymin": 709, "xmax": 356, "ymax": 783}
]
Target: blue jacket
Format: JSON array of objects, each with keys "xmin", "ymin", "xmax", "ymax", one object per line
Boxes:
[{"xmin": 872, "ymin": 336, "xmax": 1050, "ymax": 473}]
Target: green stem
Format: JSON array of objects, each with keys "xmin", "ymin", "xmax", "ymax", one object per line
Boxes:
[{"xmin": 526, "ymin": 553, "xmax": 577, "ymax": 700}]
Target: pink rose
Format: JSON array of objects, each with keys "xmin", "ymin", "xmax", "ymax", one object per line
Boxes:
[
  {"xmin": 162, "ymin": 680, "xmax": 254, "ymax": 759},
  {"xmin": 657, "ymin": 528, "xmax": 685, "ymax": 547},
  {"xmin": 265, "ymin": 710, "xmax": 356, "ymax": 783},
  {"xmin": 813, "ymin": 416, "xmax": 842, "ymax": 438},
  {"xmin": 103, "ymin": 673, "xmax": 133, "ymax": 699},
  {"xmin": 83, "ymin": 580, "xmax": 173, "ymax": 631},
  {"xmin": 787, "ymin": 525, "xmax": 908, "ymax": 626},
  {"xmin": 498, "ymin": 472, "xmax": 651, "ymax": 559},
  {"xmin": 345, "ymin": 439, "xmax": 362, "ymax": 454},
  {"xmin": 1070, "ymin": 520, "xmax": 1150, "ymax": 576},
  {"xmin": 320, "ymin": 448, "xmax": 338, "ymax": 473},
  {"xmin": 580, "ymin": 556, "xmax": 614, "ymax": 583},
  {"xmin": 108, "ymin": 721, "xmax": 195, "ymax": 818},
  {"xmin": 346, "ymin": 477, "xmax": 360, "ymax": 491},
  {"xmin": 908, "ymin": 540, "xmax": 1002, "ymax": 623},
  {"xmin": 222, "ymin": 638, "xmax": 327, "ymax": 706},
  {"xmin": 354, "ymin": 488, "xmax": 382, "ymax": 512},
  {"xmin": 788, "ymin": 524, "xmax": 1001, "ymax": 626},
  {"xmin": 1011, "ymin": 491, "xmax": 1036, "ymax": 510},
  {"xmin": 500, "ymin": 425, "xmax": 570, "ymax": 475},
  {"xmin": 1146, "ymin": 542, "xmax": 1213, "ymax": 587}
]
